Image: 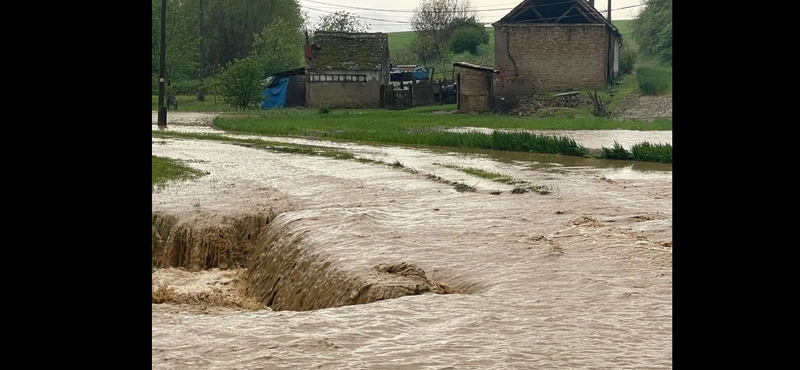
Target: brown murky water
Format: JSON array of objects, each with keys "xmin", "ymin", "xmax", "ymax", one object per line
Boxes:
[{"xmin": 152, "ymin": 114, "xmax": 671, "ymax": 369}]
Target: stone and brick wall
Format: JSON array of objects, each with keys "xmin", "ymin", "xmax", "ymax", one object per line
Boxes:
[
  {"xmin": 494, "ymin": 23, "xmax": 609, "ymax": 94},
  {"xmin": 456, "ymin": 67, "xmax": 494, "ymax": 114}
]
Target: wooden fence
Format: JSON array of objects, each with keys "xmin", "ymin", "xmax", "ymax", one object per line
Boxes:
[{"xmin": 379, "ymin": 82, "xmax": 444, "ymax": 110}]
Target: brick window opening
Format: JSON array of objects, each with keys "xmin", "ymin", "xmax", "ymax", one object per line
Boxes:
[{"xmin": 309, "ymin": 74, "xmax": 367, "ymax": 83}]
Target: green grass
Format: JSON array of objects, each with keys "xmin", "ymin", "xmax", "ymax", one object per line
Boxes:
[
  {"xmin": 636, "ymin": 67, "xmax": 672, "ymax": 95},
  {"xmin": 433, "ymin": 163, "xmax": 554, "ymax": 193},
  {"xmin": 215, "ymin": 105, "xmax": 671, "ymax": 133},
  {"xmin": 599, "ymin": 141, "xmax": 672, "ymax": 164},
  {"xmin": 435, "ymin": 163, "xmax": 524, "ymax": 185},
  {"xmin": 152, "ymin": 94, "xmax": 233, "ymax": 112},
  {"xmin": 152, "ymin": 155, "xmax": 206, "ymax": 191},
  {"xmin": 208, "ymin": 106, "xmax": 671, "ymax": 162},
  {"xmin": 217, "ymin": 115, "xmax": 591, "ymax": 157}
]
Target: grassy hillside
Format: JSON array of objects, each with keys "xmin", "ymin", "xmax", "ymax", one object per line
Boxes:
[{"xmin": 388, "ymin": 27, "xmax": 496, "ymax": 54}]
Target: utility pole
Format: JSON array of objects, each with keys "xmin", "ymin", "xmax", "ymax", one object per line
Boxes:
[
  {"xmin": 607, "ymin": 0, "xmax": 611, "ymax": 21},
  {"xmin": 198, "ymin": 0, "xmax": 206, "ymax": 101},
  {"xmin": 157, "ymin": 0, "xmax": 167, "ymax": 127}
]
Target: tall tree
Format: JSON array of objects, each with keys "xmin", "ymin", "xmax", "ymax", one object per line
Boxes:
[
  {"xmin": 152, "ymin": 0, "xmax": 305, "ymax": 83},
  {"xmin": 410, "ymin": 0, "xmax": 476, "ymax": 78},
  {"xmin": 411, "ymin": 0, "xmax": 475, "ymax": 59},
  {"xmin": 198, "ymin": 0, "xmax": 206, "ymax": 100},
  {"xmin": 250, "ymin": 17, "xmax": 305, "ymax": 76},
  {"xmin": 316, "ymin": 11, "xmax": 371, "ymax": 33},
  {"xmin": 631, "ymin": 0, "xmax": 672, "ymax": 65}
]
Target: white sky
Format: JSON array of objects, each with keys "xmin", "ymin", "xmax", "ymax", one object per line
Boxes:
[{"xmin": 299, "ymin": 0, "xmax": 646, "ymax": 33}]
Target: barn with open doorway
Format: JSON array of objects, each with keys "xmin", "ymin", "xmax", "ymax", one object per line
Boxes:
[{"xmin": 493, "ymin": 0, "xmax": 622, "ymax": 96}]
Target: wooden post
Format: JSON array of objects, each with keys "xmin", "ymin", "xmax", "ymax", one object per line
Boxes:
[{"xmin": 456, "ymin": 72, "xmax": 461, "ymax": 110}]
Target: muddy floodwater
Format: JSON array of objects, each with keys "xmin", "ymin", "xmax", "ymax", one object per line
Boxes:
[{"xmin": 152, "ymin": 113, "xmax": 672, "ymax": 369}]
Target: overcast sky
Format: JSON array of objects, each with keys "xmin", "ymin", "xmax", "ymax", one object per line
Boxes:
[{"xmin": 299, "ymin": 0, "xmax": 647, "ymax": 33}]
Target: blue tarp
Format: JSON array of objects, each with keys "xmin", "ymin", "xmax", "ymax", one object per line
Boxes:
[
  {"xmin": 412, "ymin": 67, "xmax": 429, "ymax": 80},
  {"xmin": 261, "ymin": 77, "xmax": 289, "ymax": 110}
]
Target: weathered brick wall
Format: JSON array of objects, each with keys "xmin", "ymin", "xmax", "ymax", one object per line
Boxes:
[
  {"xmin": 457, "ymin": 67, "xmax": 492, "ymax": 114},
  {"xmin": 494, "ymin": 24, "xmax": 608, "ymax": 94},
  {"xmin": 307, "ymin": 70, "xmax": 382, "ymax": 108}
]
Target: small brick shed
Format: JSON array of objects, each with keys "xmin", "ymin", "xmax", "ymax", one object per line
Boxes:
[
  {"xmin": 453, "ymin": 62, "xmax": 499, "ymax": 114},
  {"xmin": 493, "ymin": 0, "xmax": 623, "ymax": 94}
]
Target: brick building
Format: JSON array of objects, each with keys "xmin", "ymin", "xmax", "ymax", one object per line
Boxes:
[
  {"xmin": 305, "ymin": 32, "xmax": 390, "ymax": 108},
  {"xmin": 493, "ymin": 0, "xmax": 622, "ymax": 95},
  {"xmin": 453, "ymin": 62, "xmax": 498, "ymax": 114}
]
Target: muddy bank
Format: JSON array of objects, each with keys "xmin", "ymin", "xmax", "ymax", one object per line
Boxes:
[
  {"xmin": 153, "ymin": 211, "xmax": 273, "ymax": 272},
  {"xmin": 152, "ymin": 180, "xmax": 298, "ymax": 269},
  {"xmin": 152, "ymin": 180, "xmax": 461, "ymax": 311},
  {"xmin": 246, "ymin": 209, "xmax": 462, "ymax": 312},
  {"xmin": 152, "ymin": 268, "xmax": 264, "ymax": 310}
]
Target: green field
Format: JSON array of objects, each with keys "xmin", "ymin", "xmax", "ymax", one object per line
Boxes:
[{"xmin": 388, "ymin": 27, "xmax": 496, "ymax": 54}]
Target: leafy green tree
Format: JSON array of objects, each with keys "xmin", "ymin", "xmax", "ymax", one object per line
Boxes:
[
  {"xmin": 631, "ymin": 0, "xmax": 672, "ymax": 65},
  {"xmin": 447, "ymin": 16, "xmax": 488, "ymax": 44},
  {"xmin": 449, "ymin": 27, "xmax": 485, "ymax": 54},
  {"xmin": 251, "ymin": 17, "xmax": 305, "ymax": 76},
  {"xmin": 216, "ymin": 57, "xmax": 265, "ymax": 109},
  {"xmin": 152, "ymin": 0, "xmax": 304, "ymax": 81},
  {"xmin": 409, "ymin": 34, "xmax": 440, "ymax": 66},
  {"xmin": 316, "ymin": 11, "xmax": 371, "ymax": 33}
]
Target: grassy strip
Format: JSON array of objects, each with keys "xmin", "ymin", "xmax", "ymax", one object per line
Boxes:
[
  {"xmin": 215, "ymin": 114, "xmax": 592, "ymax": 157},
  {"xmin": 152, "ymin": 155, "xmax": 207, "ymax": 191},
  {"xmin": 433, "ymin": 163, "xmax": 554, "ymax": 195},
  {"xmin": 636, "ymin": 67, "xmax": 672, "ymax": 95},
  {"xmin": 599, "ymin": 141, "xmax": 672, "ymax": 164},
  {"xmin": 433, "ymin": 163, "xmax": 524, "ymax": 185},
  {"xmin": 214, "ymin": 107, "xmax": 672, "ymax": 132},
  {"xmin": 152, "ymin": 131, "xmax": 354, "ymax": 159}
]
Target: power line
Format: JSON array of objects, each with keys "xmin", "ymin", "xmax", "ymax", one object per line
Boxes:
[
  {"xmin": 302, "ymin": 1, "xmax": 664, "ymax": 27},
  {"xmin": 302, "ymin": 0, "xmax": 663, "ymax": 15}
]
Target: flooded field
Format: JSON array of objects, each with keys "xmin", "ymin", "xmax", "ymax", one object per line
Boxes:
[{"xmin": 152, "ymin": 113, "xmax": 672, "ymax": 369}]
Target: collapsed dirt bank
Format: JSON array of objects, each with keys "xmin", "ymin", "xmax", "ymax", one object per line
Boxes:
[
  {"xmin": 246, "ymin": 210, "xmax": 463, "ymax": 312},
  {"xmin": 152, "ymin": 268, "xmax": 264, "ymax": 310},
  {"xmin": 152, "ymin": 179, "xmax": 463, "ymax": 311}
]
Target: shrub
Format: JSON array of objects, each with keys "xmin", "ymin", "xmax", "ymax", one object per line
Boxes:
[
  {"xmin": 619, "ymin": 44, "xmax": 637, "ymax": 75},
  {"xmin": 216, "ymin": 57, "xmax": 265, "ymax": 109},
  {"xmin": 449, "ymin": 27, "xmax": 486, "ymax": 55},
  {"xmin": 636, "ymin": 67, "xmax": 671, "ymax": 95}
]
